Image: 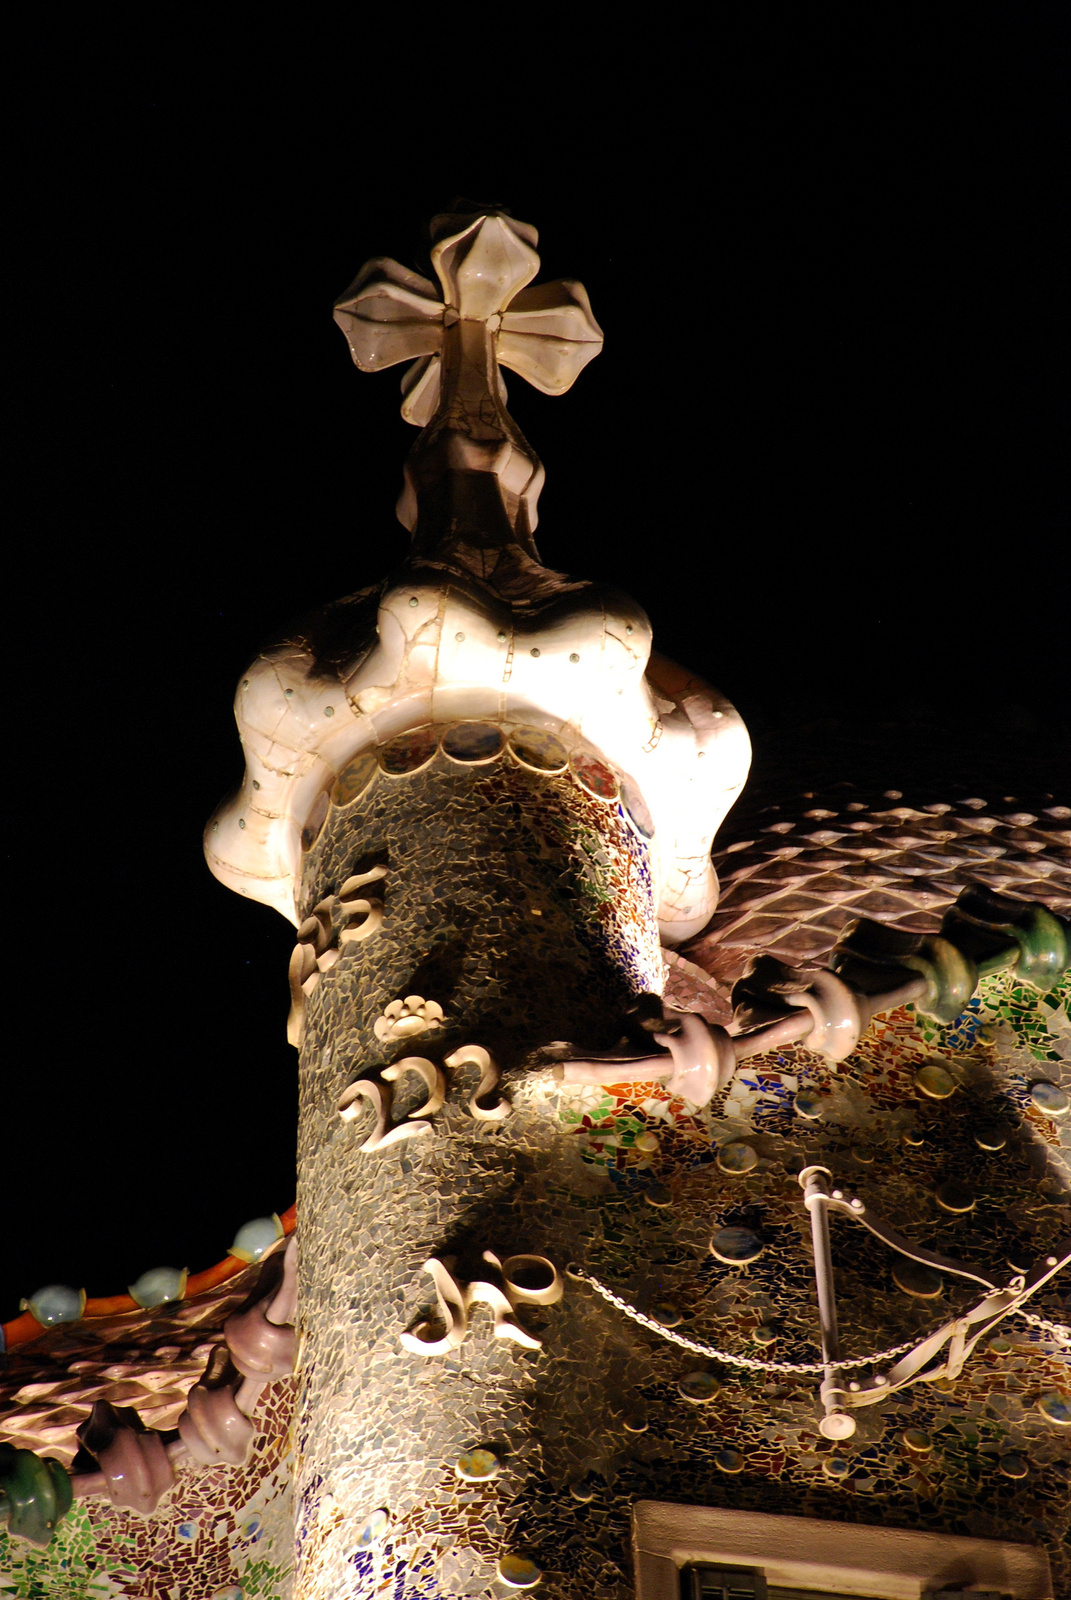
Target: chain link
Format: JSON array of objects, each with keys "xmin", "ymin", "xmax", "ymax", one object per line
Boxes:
[
  {"xmin": 568, "ymin": 1265, "xmax": 1071, "ymax": 1374},
  {"xmin": 1018, "ymin": 1310, "xmax": 1071, "ymax": 1345},
  {"xmin": 567, "ymin": 1266, "xmax": 915, "ymax": 1373}
]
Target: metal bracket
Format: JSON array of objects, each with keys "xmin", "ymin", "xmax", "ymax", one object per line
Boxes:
[{"xmin": 798, "ymin": 1164, "xmax": 1070, "ymax": 1438}]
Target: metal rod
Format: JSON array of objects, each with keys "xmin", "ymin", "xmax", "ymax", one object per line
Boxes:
[{"xmin": 799, "ymin": 1165, "xmax": 856, "ymax": 1439}]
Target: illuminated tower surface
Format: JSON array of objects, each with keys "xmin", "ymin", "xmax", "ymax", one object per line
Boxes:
[
  {"xmin": 205, "ymin": 208, "xmax": 751, "ymax": 1597},
  {"xmin": 2, "ymin": 210, "xmax": 1069, "ymax": 1600}
]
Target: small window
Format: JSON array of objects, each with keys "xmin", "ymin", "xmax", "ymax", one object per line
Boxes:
[
  {"xmin": 681, "ymin": 1567, "xmax": 767, "ymax": 1600},
  {"xmin": 634, "ymin": 1504, "xmax": 1051, "ymax": 1600},
  {"xmin": 680, "ymin": 1571, "xmax": 920, "ymax": 1600}
]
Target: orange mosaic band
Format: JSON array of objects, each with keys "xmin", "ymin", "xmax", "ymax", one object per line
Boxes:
[{"xmin": 1, "ymin": 1202, "xmax": 297, "ymax": 1352}]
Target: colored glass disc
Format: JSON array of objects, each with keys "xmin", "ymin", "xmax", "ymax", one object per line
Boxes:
[
  {"xmin": 497, "ymin": 1554, "xmax": 543, "ymax": 1589},
  {"xmin": 376, "ymin": 727, "xmax": 439, "ymax": 775},
  {"xmin": 441, "ymin": 721, "xmax": 505, "ymax": 764},
  {"xmin": 620, "ymin": 775, "xmax": 655, "ymax": 838},
  {"xmin": 709, "ymin": 1226, "xmax": 763, "ymax": 1265},
  {"xmin": 508, "ymin": 727, "xmax": 568, "ymax": 773},
  {"xmin": 717, "ymin": 1141, "xmax": 758, "ymax": 1175},
  {"xmin": 454, "ymin": 1448, "xmax": 500, "ymax": 1482},
  {"xmin": 935, "ymin": 1179, "xmax": 975, "ymax": 1214},
  {"xmin": 1030, "ymin": 1080, "xmax": 1070, "ymax": 1117},
  {"xmin": 677, "ymin": 1370, "xmax": 721, "ymax": 1403},
  {"xmin": 1037, "ymin": 1392, "xmax": 1071, "ymax": 1427},
  {"xmin": 570, "ymin": 751, "xmax": 619, "ymax": 801},
  {"xmin": 652, "ymin": 1302, "xmax": 682, "ymax": 1327},
  {"xmin": 332, "ymin": 749, "xmax": 377, "ymax": 807},
  {"xmin": 915, "ymin": 1062, "xmax": 957, "ymax": 1100},
  {"xmin": 892, "ymin": 1258, "xmax": 943, "ymax": 1298},
  {"xmin": 355, "ymin": 1508, "xmax": 391, "ymax": 1549}
]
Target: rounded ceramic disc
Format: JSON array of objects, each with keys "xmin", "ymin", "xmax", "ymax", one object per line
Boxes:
[
  {"xmin": 717, "ymin": 1141, "xmax": 758, "ymax": 1175},
  {"xmin": 620, "ymin": 775, "xmax": 655, "ymax": 838},
  {"xmin": 331, "ymin": 748, "xmax": 378, "ymax": 807},
  {"xmin": 570, "ymin": 751, "xmax": 620, "ymax": 802},
  {"xmin": 677, "ymin": 1371, "xmax": 721, "ymax": 1403},
  {"xmin": 507, "ymin": 727, "xmax": 569, "ymax": 773},
  {"xmin": 892, "ymin": 1258, "xmax": 944, "ymax": 1298},
  {"xmin": 915, "ymin": 1063, "xmax": 957, "ymax": 1100},
  {"xmin": 1030, "ymin": 1080, "xmax": 1070, "ymax": 1117},
  {"xmin": 714, "ymin": 1448, "xmax": 744, "ymax": 1473},
  {"xmin": 709, "ymin": 1226, "xmax": 763, "ymax": 1265},
  {"xmin": 901, "ymin": 1428, "xmax": 933, "ymax": 1454},
  {"xmin": 973, "ymin": 1123, "xmax": 1007, "ymax": 1151},
  {"xmin": 441, "ymin": 721, "xmax": 505, "ymax": 764},
  {"xmin": 794, "ymin": 1090, "xmax": 827, "ymax": 1119},
  {"xmin": 376, "ymin": 727, "xmax": 439, "ymax": 775}
]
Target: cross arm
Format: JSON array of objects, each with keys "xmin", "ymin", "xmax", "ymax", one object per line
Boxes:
[
  {"xmin": 333, "ymin": 256, "xmax": 443, "ymax": 372},
  {"xmin": 497, "ymin": 280, "xmax": 604, "ymax": 394}
]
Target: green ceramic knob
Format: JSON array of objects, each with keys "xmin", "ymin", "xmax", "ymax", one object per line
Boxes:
[
  {"xmin": 229, "ymin": 1215, "xmax": 284, "ymax": 1263},
  {"xmin": 0, "ymin": 1445, "xmax": 73, "ymax": 1546},
  {"xmin": 904, "ymin": 936, "xmax": 978, "ymax": 1024},
  {"xmin": 19, "ymin": 1285, "xmax": 86, "ymax": 1328},
  {"xmin": 128, "ymin": 1266, "xmax": 188, "ymax": 1309},
  {"xmin": 1009, "ymin": 905, "xmax": 1069, "ymax": 988}
]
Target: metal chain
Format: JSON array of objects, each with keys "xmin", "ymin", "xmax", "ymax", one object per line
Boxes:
[
  {"xmin": 568, "ymin": 1266, "xmax": 1071, "ymax": 1373},
  {"xmin": 1018, "ymin": 1310, "xmax": 1071, "ymax": 1345},
  {"xmin": 567, "ymin": 1266, "xmax": 915, "ymax": 1373}
]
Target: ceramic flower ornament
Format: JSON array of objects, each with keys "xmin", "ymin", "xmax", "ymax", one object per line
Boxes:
[{"xmin": 373, "ymin": 995, "xmax": 445, "ymax": 1042}]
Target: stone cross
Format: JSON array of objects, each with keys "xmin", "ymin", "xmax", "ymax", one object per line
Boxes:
[{"xmin": 333, "ymin": 211, "xmax": 603, "ymax": 548}]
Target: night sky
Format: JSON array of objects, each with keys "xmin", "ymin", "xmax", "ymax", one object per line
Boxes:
[{"xmin": 4, "ymin": 12, "xmax": 1067, "ymax": 1321}]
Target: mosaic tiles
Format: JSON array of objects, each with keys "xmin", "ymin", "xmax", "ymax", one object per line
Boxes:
[
  {"xmin": 3, "ymin": 784, "xmax": 1067, "ymax": 1598},
  {"xmin": 0, "ymin": 1256, "xmax": 295, "ymax": 1598}
]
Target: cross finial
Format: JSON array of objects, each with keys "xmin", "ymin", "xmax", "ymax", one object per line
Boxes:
[{"xmin": 333, "ymin": 210, "xmax": 603, "ymax": 596}]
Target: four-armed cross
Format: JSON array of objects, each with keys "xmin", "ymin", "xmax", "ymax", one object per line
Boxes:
[{"xmin": 334, "ymin": 211, "xmax": 603, "ymax": 573}]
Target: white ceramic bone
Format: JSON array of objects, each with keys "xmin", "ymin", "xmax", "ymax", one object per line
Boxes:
[
  {"xmin": 94, "ymin": 1426, "xmax": 174, "ymax": 1515},
  {"xmin": 225, "ymin": 1302, "xmax": 297, "ymax": 1381},
  {"xmin": 444, "ymin": 1044, "xmax": 511, "ymax": 1121},
  {"xmin": 487, "ymin": 1251, "xmax": 564, "ymax": 1306},
  {"xmin": 794, "ymin": 969, "xmax": 863, "ymax": 1061},
  {"xmin": 559, "ymin": 1012, "xmax": 736, "ymax": 1109},
  {"xmin": 177, "ymin": 1381, "xmax": 256, "ymax": 1467},
  {"xmin": 266, "ymin": 1234, "xmax": 298, "ymax": 1327},
  {"xmin": 653, "ymin": 1012, "xmax": 738, "ymax": 1104}
]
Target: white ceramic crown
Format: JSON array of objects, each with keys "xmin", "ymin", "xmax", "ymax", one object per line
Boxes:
[{"xmin": 203, "ymin": 583, "xmax": 749, "ymax": 945}]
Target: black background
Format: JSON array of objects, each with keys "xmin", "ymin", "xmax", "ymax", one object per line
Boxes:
[{"xmin": 2, "ymin": 11, "xmax": 1067, "ymax": 1320}]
